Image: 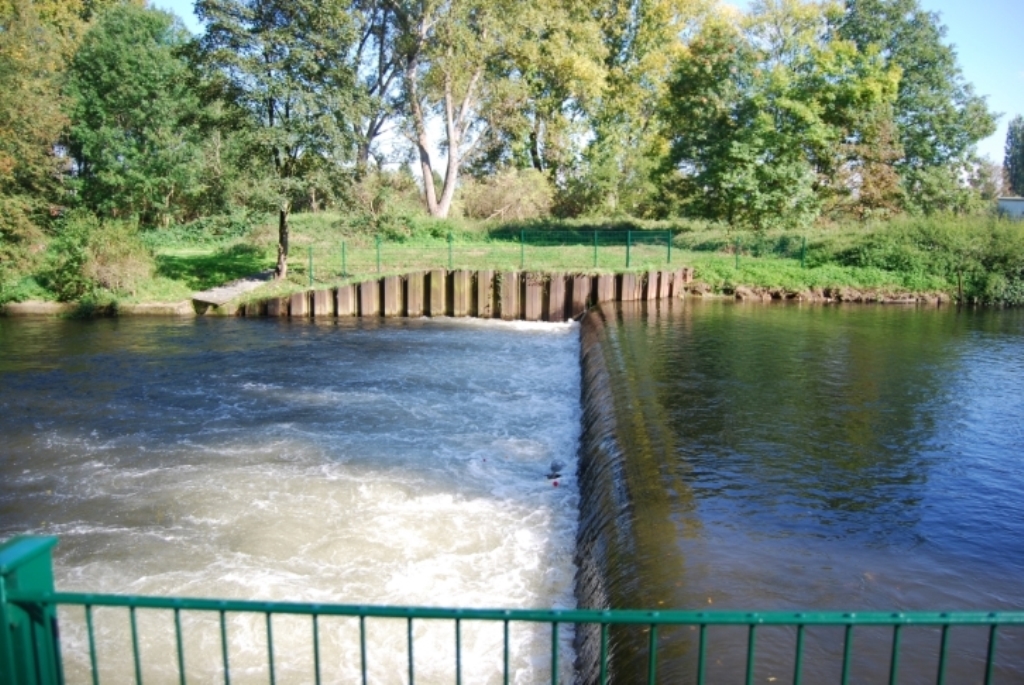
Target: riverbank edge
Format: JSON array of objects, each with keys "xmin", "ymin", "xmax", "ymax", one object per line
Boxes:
[{"xmin": 0, "ymin": 280, "xmax": 955, "ymax": 318}]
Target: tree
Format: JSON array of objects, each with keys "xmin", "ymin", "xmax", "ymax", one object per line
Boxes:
[
  {"xmin": 469, "ymin": 0, "xmax": 606, "ymax": 179},
  {"xmin": 659, "ymin": 1, "xmax": 899, "ymax": 229},
  {"xmin": 838, "ymin": 0, "xmax": 996, "ymax": 212},
  {"xmin": 1005, "ymin": 115, "xmax": 1024, "ymax": 197},
  {"xmin": 67, "ymin": 4, "xmax": 205, "ymax": 226},
  {"xmin": 579, "ymin": 0, "xmax": 704, "ymax": 216},
  {"xmin": 389, "ymin": 0, "xmax": 526, "ymax": 218},
  {"xmin": 348, "ymin": 0, "xmax": 402, "ymax": 175},
  {"xmin": 0, "ymin": 0, "xmax": 70, "ymax": 286},
  {"xmin": 196, "ymin": 0, "xmax": 362, "ymax": 278}
]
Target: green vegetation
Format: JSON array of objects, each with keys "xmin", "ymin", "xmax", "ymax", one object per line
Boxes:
[{"xmin": 0, "ymin": 0, "xmax": 1021, "ymax": 310}]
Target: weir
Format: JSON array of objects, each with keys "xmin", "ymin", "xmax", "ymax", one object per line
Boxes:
[
  {"xmin": 574, "ymin": 303, "xmax": 694, "ymax": 682},
  {"xmin": 4, "ymin": 300, "xmax": 1024, "ymax": 682},
  {"xmin": 237, "ymin": 269, "xmax": 693, "ymax": 321}
]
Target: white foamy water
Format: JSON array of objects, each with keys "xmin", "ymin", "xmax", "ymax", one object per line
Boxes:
[{"xmin": 0, "ymin": 316, "xmax": 582, "ymax": 683}]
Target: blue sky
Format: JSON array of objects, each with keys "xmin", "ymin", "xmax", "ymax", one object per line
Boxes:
[{"xmin": 152, "ymin": 0, "xmax": 1023, "ymax": 163}]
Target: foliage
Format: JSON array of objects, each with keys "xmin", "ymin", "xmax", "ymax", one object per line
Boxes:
[
  {"xmin": 659, "ymin": 2, "xmax": 900, "ymax": 231},
  {"xmin": 1005, "ymin": 115, "xmax": 1024, "ymax": 197},
  {"xmin": 66, "ymin": 4, "xmax": 205, "ymax": 226},
  {"xmin": 0, "ymin": 0, "xmax": 69, "ymax": 287},
  {"xmin": 460, "ymin": 169, "xmax": 553, "ymax": 221},
  {"xmin": 40, "ymin": 210, "xmax": 153, "ymax": 301},
  {"xmin": 838, "ymin": 0, "xmax": 996, "ymax": 214},
  {"xmin": 196, "ymin": 0, "xmax": 363, "ymax": 276}
]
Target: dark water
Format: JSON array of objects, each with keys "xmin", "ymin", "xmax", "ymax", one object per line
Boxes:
[{"xmin": 576, "ymin": 300, "xmax": 1024, "ymax": 684}]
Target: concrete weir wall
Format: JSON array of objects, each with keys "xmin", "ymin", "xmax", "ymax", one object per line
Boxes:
[{"xmin": 242, "ymin": 269, "xmax": 694, "ymax": 322}]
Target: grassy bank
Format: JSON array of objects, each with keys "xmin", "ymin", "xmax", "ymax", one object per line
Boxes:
[{"xmin": 2, "ymin": 211, "xmax": 1022, "ymax": 310}]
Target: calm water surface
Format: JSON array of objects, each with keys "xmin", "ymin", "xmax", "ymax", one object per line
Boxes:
[
  {"xmin": 580, "ymin": 300, "xmax": 1024, "ymax": 683},
  {"xmin": 0, "ymin": 316, "xmax": 581, "ymax": 684}
]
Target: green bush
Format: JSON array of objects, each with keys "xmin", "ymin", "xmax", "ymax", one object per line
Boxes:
[
  {"xmin": 43, "ymin": 211, "xmax": 96, "ymax": 301},
  {"xmin": 42, "ymin": 211, "xmax": 154, "ymax": 301}
]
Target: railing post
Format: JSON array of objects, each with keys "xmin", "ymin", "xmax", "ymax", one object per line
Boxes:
[
  {"xmin": 626, "ymin": 230, "xmax": 632, "ymax": 269},
  {"xmin": 593, "ymin": 231, "xmax": 598, "ymax": 269},
  {"xmin": 376, "ymin": 236, "xmax": 382, "ymax": 274},
  {"xmin": 666, "ymin": 230, "xmax": 672, "ymax": 264},
  {"xmin": 800, "ymin": 235, "xmax": 807, "ymax": 269},
  {"xmin": 0, "ymin": 536, "xmax": 62, "ymax": 685}
]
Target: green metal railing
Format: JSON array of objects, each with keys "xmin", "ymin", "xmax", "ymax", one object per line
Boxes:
[
  {"xmin": 4, "ymin": 536, "xmax": 1023, "ymax": 684},
  {"xmin": 294, "ymin": 230, "xmax": 675, "ymax": 284}
]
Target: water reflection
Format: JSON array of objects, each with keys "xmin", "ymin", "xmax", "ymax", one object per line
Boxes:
[{"xmin": 577, "ymin": 300, "xmax": 1024, "ymax": 682}]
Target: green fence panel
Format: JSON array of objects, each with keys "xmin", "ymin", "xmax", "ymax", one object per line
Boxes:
[{"xmin": 5, "ymin": 536, "xmax": 1024, "ymax": 684}]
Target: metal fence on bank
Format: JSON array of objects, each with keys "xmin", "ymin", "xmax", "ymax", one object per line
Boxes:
[
  {"xmin": 4, "ymin": 537, "xmax": 1023, "ymax": 685},
  {"xmin": 293, "ymin": 231, "xmax": 675, "ymax": 286}
]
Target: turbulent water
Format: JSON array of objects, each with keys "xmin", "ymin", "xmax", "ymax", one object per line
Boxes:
[
  {"xmin": 0, "ymin": 316, "xmax": 582, "ymax": 684},
  {"xmin": 575, "ymin": 300, "xmax": 1024, "ymax": 683}
]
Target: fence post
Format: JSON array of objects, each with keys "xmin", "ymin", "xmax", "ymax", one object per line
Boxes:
[
  {"xmin": 666, "ymin": 230, "xmax": 672, "ymax": 265},
  {"xmin": 801, "ymin": 236, "xmax": 807, "ymax": 269},
  {"xmin": 448, "ymin": 232, "xmax": 453, "ymax": 270},
  {"xmin": 593, "ymin": 231, "xmax": 598, "ymax": 268},
  {"xmin": 308, "ymin": 247, "xmax": 313, "ymax": 287},
  {"xmin": 376, "ymin": 236, "xmax": 382, "ymax": 274},
  {"xmin": 626, "ymin": 230, "xmax": 632, "ymax": 269},
  {"xmin": 0, "ymin": 536, "xmax": 63, "ymax": 685}
]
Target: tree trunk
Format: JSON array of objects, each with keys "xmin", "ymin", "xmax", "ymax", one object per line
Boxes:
[
  {"xmin": 530, "ymin": 118, "xmax": 544, "ymax": 172},
  {"xmin": 275, "ymin": 206, "xmax": 290, "ymax": 279}
]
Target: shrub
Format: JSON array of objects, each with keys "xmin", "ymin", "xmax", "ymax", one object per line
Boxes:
[
  {"xmin": 42, "ymin": 211, "xmax": 153, "ymax": 301},
  {"xmin": 461, "ymin": 169, "xmax": 553, "ymax": 221}
]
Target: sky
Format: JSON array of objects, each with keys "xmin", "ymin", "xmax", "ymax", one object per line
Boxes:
[{"xmin": 152, "ymin": 0, "xmax": 1023, "ymax": 164}]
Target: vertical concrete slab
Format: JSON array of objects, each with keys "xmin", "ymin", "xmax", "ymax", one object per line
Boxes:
[
  {"xmin": 596, "ymin": 275, "xmax": 616, "ymax": 303},
  {"xmin": 406, "ymin": 272, "xmax": 425, "ymax": 317},
  {"xmin": 429, "ymin": 269, "xmax": 447, "ymax": 316},
  {"xmin": 524, "ymin": 272, "xmax": 544, "ymax": 321},
  {"xmin": 658, "ymin": 271, "xmax": 671, "ymax": 300},
  {"xmin": 451, "ymin": 270, "xmax": 471, "ymax": 317},
  {"xmin": 548, "ymin": 273, "xmax": 566, "ymax": 322},
  {"xmin": 359, "ymin": 280, "xmax": 380, "ymax": 317},
  {"xmin": 571, "ymin": 275, "xmax": 591, "ymax": 318},
  {"xmin": 313, "ymin": 289, "xmax": 334, "ymax": 317},
  {"xmin": 476, "ymin": 270, "xmax": 495, "ymax": 318},
  {"xmin": 621, "ymin": 273, "xmax": 640, "ymax": 301},
  {"xmin": 383, "ymin": 276, "xmax": 403, "ymax": 317},
  {"xmin": 499, "ymin": 272, "xmax": 521, "ymax": 320},
  {"xmin": 245, "ymin": 301, "xmax": 264, "ymax": 317},
  {"xmin": 267, "ymin": 297, "xmax": 286, "ymax": 317},
  {"xmin": 683, "ymin": 267, "xmax": 694, "ymax": 284},
  {"xmin": 336, "ymin": 285, "xmax": 356, "ymax": 316}
]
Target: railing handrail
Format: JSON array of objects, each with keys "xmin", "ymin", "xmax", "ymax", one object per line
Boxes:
[{"xmin": 10, "ymin": 590, "xmax": 1024, "ymax": 627}]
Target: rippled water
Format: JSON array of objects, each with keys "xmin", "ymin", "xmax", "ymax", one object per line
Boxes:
[
  {"xmin": 0, "ymin": 316, "xmax": 581, "ymax": 684},
  {"xmin": 576, "ymin": 300, "xmax": 1024, "ymax": 683}
]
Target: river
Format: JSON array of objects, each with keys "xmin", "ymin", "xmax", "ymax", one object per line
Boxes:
[
  {"xmin": 0, "ymin": 316, "xmax": 581, "ymax": 683},
  {"xmin": 2, "ymin": 302, "xmax": 1023, "ymax": 683},
  {"xmin": 576, "ymin": 300, "xmax": 1024, "ymax": 683}
]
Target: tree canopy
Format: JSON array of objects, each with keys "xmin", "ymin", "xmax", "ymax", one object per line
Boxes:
[{"xmin": 0, "ymin": 0, "xmax": 1005, "ymax": 289}]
